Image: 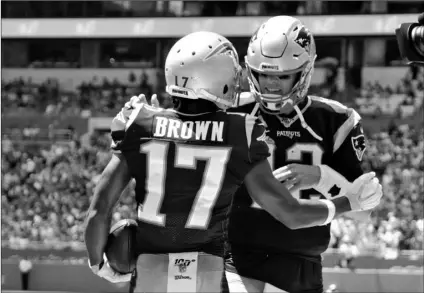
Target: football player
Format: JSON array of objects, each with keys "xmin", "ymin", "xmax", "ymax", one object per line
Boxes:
[
  {"xmin": 225, "ymin": 16, "xmax": 381, "ymax": 293},
  {"xmin": 84, "ymin": 31, "xmax": 382, "ymax": 292}
]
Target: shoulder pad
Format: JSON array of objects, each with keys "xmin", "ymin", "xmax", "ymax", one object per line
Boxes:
[{"xmin": 309, "ymin": 95, "xmax": 350, "ymax": 114}]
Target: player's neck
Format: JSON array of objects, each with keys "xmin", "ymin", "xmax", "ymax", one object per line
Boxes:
[
  {"xmin": 279, "ymin": 96, "xmax": 308, "ymax": 118},
  {"xmin": 174, "ymin": 98, "xmax": 219, "ymax": 115}
]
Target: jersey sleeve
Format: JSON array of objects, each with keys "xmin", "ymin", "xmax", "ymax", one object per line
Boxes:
[
  {"xmin": 244, "ymin": 114, "xmax": 270, "ymax": 165},
  {"xmin": 330, "ymin": 109, "xmax": 367, "ymax": 181}
]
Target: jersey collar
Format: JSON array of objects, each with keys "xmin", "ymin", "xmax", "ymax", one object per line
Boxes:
[{"xmin": 274, "ymin": 96, "xmax": 311, "ymax": 128}]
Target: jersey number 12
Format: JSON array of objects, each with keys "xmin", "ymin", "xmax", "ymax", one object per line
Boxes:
[{"xmin": 252, "ymin": 143, "xmax": 323, "ymax": 208}]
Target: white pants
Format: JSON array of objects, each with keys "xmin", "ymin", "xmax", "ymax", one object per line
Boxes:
[
  {"xmin": 133, "ymin": 252, "xmax": 224, "ymax": 292},
  {"xmin": 225, "ymin": 271, "xmax": 288, "ymax": 293}
]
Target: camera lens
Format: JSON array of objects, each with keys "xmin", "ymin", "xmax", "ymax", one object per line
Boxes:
[{"xmin": 411, "ymin": 25, "xmax": 424, "ymax": 56}]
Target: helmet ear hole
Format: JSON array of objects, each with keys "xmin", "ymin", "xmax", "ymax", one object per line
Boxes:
[
  {"xmin": 251, "ymin": 71, "xmax": 260, "ymax": 83},
  {"xmin": 223, "ymin": 84, "xmax": 228, "ymax": 94},
  {"xmin": 294, "ymin": 72, "xmax": 302, "ymax": 84}
]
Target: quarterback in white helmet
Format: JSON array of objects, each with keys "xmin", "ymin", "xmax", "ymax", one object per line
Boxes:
[
  {"xmin": 226, "ymin": 16, "xmax": 383, "ymax": 293},
  {"xmin": 245, "ymin": 15, "xmax": 316, "ymax": 114}
]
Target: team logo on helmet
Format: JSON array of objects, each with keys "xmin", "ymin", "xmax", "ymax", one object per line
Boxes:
[{"xmin": 294, "ymin": 27, "xmax": 312, "ymax": 53}]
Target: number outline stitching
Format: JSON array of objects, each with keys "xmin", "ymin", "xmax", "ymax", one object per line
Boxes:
[
  {"xmin": 175, "ymin": 145, "xmax": 231, "ymax": 229},
  {"xmin": 139, "ymin": 141, "xmax": 231, "ymax": 229},
  {"xmin": 138, "ymin": 140, "xmax": 169, "ymax": 226}
]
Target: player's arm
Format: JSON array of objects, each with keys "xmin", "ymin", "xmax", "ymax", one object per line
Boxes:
[
  {"xmin": 313, "ymin": 109, "xmax": 365, "ymax": 197},
  {"xmin": 331, "ymin": 119, "xmax": 367, "ymax": 185},
  {"xmin": 84, "ymin": 153, "xmax": 132, "ymax": 266},
  {"xmin": 245, "ymin": 159, "xmax": 352, "ymax": 229},
  {"xmin": 317, "ymin": 114, "xmax": 378, "ymax": 220},
  {"xmin": 242, "ymin": 115, "xmax": 352, "ymax": 229},
  {"xmin": 84, "ymin": 106, "xmax": 135, "ymax": 267}
]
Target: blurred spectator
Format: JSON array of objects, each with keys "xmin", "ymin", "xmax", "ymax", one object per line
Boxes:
[
  {"xmin": 19, "ymin": 257, "xmax": 32, "ymax": 290},
  {"xmin": 355, "ymin": 66, "xmax": 424, "ymax": 118},
  {"xmin": 2, "ymin": 72, "xmax": 158, "ymax": 117},
  {"xmin": 329, "ymin": 124, "xmax": 424, "ymax": 260},
  {"xmin": 2, "ymin": 121, "xmax": 423, "ymax": 254},
  {"xmin": 1, "ymin": 132, "xmax": 137, "ymax": 248},
  {"xmin": 325, "ymin": 284, "xmax": 340, "ymax": 293}
]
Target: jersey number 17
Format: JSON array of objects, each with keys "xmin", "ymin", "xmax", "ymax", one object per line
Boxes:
[{"xmin": 138, "ymin": 141, "xmax": 231, "ymax": 229}]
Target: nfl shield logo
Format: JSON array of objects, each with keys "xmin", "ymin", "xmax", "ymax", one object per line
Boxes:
[{"xmin": 177, "ymin": 263, "xmax": 187, "ymax": 273}]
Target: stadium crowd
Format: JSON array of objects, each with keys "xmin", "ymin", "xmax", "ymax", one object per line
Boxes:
[
  {"xmin": 2, "ymin": 65, "xmax": 423, "ymax": 117},
  {"xmin": 1, "ymin": 68, "xmax": 423, "ymax": 258},
  {"xmin": 1, "ymin": 71, "xmax": 156, "ymax": 117},
  {"xmin": 355, "ymin": 66, "xmax": 424, "ymax": 119},
  {"xmin": 1, "ymin": 132, "xmax": 138, "ymax": 248},
  {"xmin": 2, "ymin": 121, "xmax": 422, "ymax": 254}
]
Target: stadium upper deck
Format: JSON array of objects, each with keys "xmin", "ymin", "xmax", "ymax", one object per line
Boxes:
[
  {"xmin": 1, "ymin": 1, "xmax": 420, "ymax": 99},
  {"xmin": 2, "ymin": 1, "xmax": 423, "ymax": 18}
]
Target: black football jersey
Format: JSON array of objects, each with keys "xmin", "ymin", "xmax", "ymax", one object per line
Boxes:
[
  {"xmin": 110, "ymin": 103, "xmax": 269, "ymax": 256},
  {"xmin": 228, "ymin": 96, "xmax": 367, "ymax": 257}
]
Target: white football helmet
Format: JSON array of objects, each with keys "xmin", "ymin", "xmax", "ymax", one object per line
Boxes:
[
  {"xmin": 245, "ymin": 16, "xmax": 317, "ymax": 114},
  {"xmin": 165, "ymin": 31, "xmax": 242, "ymax": 110}
]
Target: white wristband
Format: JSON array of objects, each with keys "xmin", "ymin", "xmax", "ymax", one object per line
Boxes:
[{"xmin": 319, "ymin": 199, "xmax": 336, "ymax": 225}]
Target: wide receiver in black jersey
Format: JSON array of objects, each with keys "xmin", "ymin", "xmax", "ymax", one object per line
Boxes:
[{"xmin": 226, "ymin": 16, "xmax": 383, "ymax": 293}]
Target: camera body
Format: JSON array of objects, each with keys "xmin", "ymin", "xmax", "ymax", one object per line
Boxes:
[{"xmin": 395, "ymin": 13, "xmax": 424, "ymax": 65}]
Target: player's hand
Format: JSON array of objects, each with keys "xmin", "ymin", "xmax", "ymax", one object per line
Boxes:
[
  {"xmin": 345, "ymin": 172, "xmax": 383, "ymax": 211},
  {"xmin": 273, "ymin": 163, "xmax": 321, "ymax": 192},
  {"xmin": 125, "ymin": 94, "xmax": 160, "ymax": 109},
  {"xmin": 89, "ymin": 255, "xmax": 132, "ymax": 283}
]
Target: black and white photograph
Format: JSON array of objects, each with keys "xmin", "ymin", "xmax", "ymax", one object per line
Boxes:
[{"xmin": 1, "ymin": 1, "xmax": 423, "ymax": 293}]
